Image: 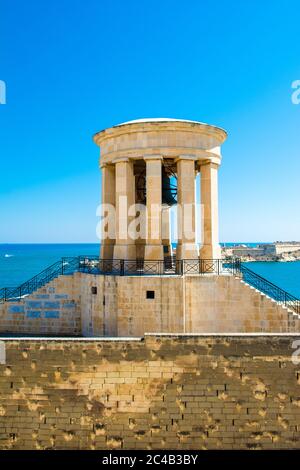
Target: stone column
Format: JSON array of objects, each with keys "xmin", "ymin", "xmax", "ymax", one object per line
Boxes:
[
  {"xmin": 144, "ymin": 156, "xmax": 164, "ymax": 260},
  {"xmin": 199, "ymin": 161, "xmax": 221, "ymax": 259},
  {"xmin": 162, "ymin": 207, "xmax": 172, "ymax": 257},
  {"xmin": 134, "ymin": 169, "xmax": 146, "ymax": 260},
  {"xmin": 100, "ymin": 163, "xmax": 115, "ymax": 259},
  {"xmin": 135, "ymin": 203, "xmax": 147, "ymax": 260},
  {"xmin": 113, "ymin": 158, "xmax": 136, "ymax": 260},
  {"xmin": 176, "ymin": 156, "xmax": 199, "ymax": 260}
]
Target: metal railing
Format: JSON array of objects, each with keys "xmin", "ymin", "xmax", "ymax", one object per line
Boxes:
[
  {"xmin": 0, "ymin": 257, "xmax": 299, "ymax": 315},
  {"xmin": 235, "ymin": 262, "xmax": 300, "ymax": 314},
  {"xmin": 0, "ymin": 256, "xmax": 236, "ymax": 302},
  {"xmin": 86, "ymin": 257, "xmax": 241, "ymax": 277},
  {"xmin": 0, "ymin": 257, "xmax": 82, "ymax": 303}
]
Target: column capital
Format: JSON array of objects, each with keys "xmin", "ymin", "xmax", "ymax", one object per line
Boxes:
[
  {"xmin": 112, "ymin": 157, "xmax": 130, "ymax": 165},
  {"xmin": 100, "ymin": 161, "xmax": 114, "ymax": 169},
  {"xmin": 175, "ymin": 154, "xmax": 197, "ymax": 162},
  {"xmin": 144, "ymin": 154, "xmax": 163, "ymax": 162},
  {"xmin": 198, "ymin": 160, "xmax": 220, "ymax": 169}
]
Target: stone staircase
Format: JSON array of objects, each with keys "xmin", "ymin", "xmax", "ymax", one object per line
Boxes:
[
  {"xmin": 238, "ymin": 278, "xmax": 300, "ymax": 332},
  {"xmin": 0, "ymin": 274, "xmax": 81, "ymax": 336}
]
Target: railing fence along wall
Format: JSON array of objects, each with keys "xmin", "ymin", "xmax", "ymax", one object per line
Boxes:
[
  {"xmin": 0, "ymin": 256, "xmax": 299, "ymax": 314},
  {"xmin": 238, "ymin": 263, "xmax": 300, "ymax": 314}
]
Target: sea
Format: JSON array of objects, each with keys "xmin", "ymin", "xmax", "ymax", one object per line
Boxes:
[{"xmin": 0, "ymin": 243, "xmax": 300, "ymax": 298}]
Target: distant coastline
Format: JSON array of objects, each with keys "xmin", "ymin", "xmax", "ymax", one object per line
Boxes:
[
  {"xmin": 222, "ymin": 241, "xmax": 300, "ymax": 263},
  {"xmin": 2, "ymin": 241, "xmax": 300, "ymax": 263}
]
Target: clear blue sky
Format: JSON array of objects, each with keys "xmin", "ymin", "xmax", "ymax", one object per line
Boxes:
[{"xmin": 0, "ymin": 0, "xmax": 300, "ymax": 243}]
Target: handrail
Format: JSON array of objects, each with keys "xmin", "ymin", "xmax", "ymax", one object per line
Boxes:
[
  {"xmin": 0, "ymin": 257, "xmax": 299, "ymax": 316},
  {"xmin": 236, "ymin": 262, "xmax": 300, "ymax": 314},
  {"xmin": 0, "ymin": 258, "xmax": 81, "ymax": 303},
  {"xmin": 0, "ymin": 256, "xmax": 232, "ymax": 302}
]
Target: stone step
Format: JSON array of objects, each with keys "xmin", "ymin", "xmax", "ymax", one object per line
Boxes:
[{"xmin": 237, "ymin": 278, "xmax": 297, "ymax": 317}]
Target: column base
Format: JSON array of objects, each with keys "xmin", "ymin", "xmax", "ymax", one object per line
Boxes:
[
  {"xmin": 113, "ymin": 244, "xmax": 136, "ymax": 260},
  {"xmin": 144, "ymin": 244, "xmax": 164, "ymax": 261},
  {"xmin": 163, "ymin": 244, "xmax": 173, "ymax": 269},
  {"xmin": 176, "ymin": 243, "xmax": 199, "ymax": 260},
  {"xmin": 136, "ymin": 243, "xmax": 145, "ymax": 260},
  {"xmin": 199, "ymin": 243, "xmax": 221, "ymax": 260},
  {"xmin": 100, "ymin": 244, "xmax": 114, "ymax": 260},
  {"xmin": 163, "ymin": 244, "xmax": 173, "ymax": 257}
]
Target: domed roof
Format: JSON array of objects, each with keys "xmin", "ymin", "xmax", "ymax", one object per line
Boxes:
[
  {"xmin": 115, "ymin": 117, "xmax": 205, "ymax": 126},
  {"xmin": 94, "ymin": 117, "xmax": 227, "ymax": 145},
  {"xmin": 111, "ymin": 117, "xmax": 227, "ymax": 136}
]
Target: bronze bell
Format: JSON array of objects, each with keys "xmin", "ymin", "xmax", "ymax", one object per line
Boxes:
[{"xmin": 161, "ymin": 166, "xmax": 177, "ymax": 206}]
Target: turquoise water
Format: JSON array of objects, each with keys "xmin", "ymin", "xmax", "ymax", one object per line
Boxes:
[
  {"xmin": 247, "ymin": 261, "xmax": 300, "ymax": 298},
  {"xmin": 0, "ymin": 244, "xmax": 299, "ymax": 298}
]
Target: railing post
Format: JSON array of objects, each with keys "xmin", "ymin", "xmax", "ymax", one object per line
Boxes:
[
  {"xmin": 61, "ymin": 258, "xmax": 64, "ymax": 275},
  {"xmin": 233, "ymin": 258, "xmax": 237, "ymax": 276},
  {"xmin": 120, "ymin": 260, "xmax": 124, "ymax": 276},
  {"xmin": 235, "ymin": 258, "xmax": 241, "ymax": 277},
  {"xmin": 176, "ymin": 260, "xmax": 183, "ymax": 275},
  {"xmin": 232, "ymin": 258, "xmax": 235, "ymax": 276}
]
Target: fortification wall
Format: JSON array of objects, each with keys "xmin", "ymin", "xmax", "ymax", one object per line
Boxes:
[
  {"xmin": 275, "ymin": 244, "xmax": 300, "ymax": 255},
  {"xmin": 0, "ymin": 335, "xmax": 300, "ymax": 450}
]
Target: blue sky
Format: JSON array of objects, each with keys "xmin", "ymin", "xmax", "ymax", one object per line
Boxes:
[{"xmin": 0, "ymin": 0, "xmax": 300, "ymax": 243}]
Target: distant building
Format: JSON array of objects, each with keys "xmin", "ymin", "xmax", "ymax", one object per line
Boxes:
[
  {"xmin": 231, "ymin": 246, "xmax": 265, "ymax": 257},
  {"xmin": 223, "ymin": 242, "xmax": 300, "ymax": 259},
  {"xmin": 258, "ymin": 242, "xmax": 300, "ymax": 256}
]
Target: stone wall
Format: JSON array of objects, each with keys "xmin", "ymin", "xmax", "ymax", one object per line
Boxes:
[
  {"xmin": 0, "ymin": 274, "xmax": 81, "ymax": 336},
  {"xmin": 274, "ymin": 244, "xmax": 300, "ymax": 255},
  {"xmin": 184, "ymin": 276, "xmax": 300, "ymax": 333},
  {"xmin": 1, "ymin": 273, "xmax": 300, "ymax": 336},
  {"xmin": 0, "ymin": 335, "xmax": 300, "ymax": 450},
  {"xmin": 80, "ymin": 273, "xmax": 300, "ymax": 336}
]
